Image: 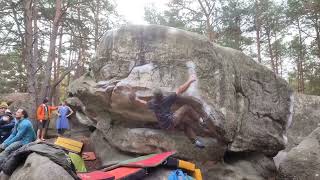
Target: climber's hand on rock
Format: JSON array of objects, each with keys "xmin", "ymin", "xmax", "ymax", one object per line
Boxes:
[{"xmin": 189, "ymin": 75, "xmax": 196, "ymax": 83}]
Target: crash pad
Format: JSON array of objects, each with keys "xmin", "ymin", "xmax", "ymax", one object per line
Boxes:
[
  {"xmin": 68, "ymin": 152, "xmax": 87, "ymax": 172},
  {"xmin": 82, "ymin": 152, "xmax": 96, "ymax": 161},
  {"xmin": 78, "ymin": 151, "xmax": 202, "ymax": 180},
  {"xmin": 164, "ymin": 157, "xmax": 195, "ymax": 171},
  {"xmin": 178, "ymin": 160, "xmax": 196, "ymax": 171},
  {"xmin": 193, "ymin": 169, "xmax": 203, "ymax": 180},
  {"xmin": 78, "ymin": 168, "xmax": 145, "ymax": 180},
  {"xmin": 107, "ymin": 167, "xmax": 146, "ymax": 179},
  {"xmin": 54, "ymin": 137, "xmax": 83, "ymax": 153},
  {"xmin": 78, "ymin": 171, "xmax": 114, "ymax": 180},
  {"xmin": 103, "ymin": 151, "xmax": 176, "ymax": 171}
]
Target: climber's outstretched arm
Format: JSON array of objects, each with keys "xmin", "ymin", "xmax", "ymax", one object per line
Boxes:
[
  {"xmin": 129, "ymin": 92, "xmax": 148, "ymax": 108},
  {"xmin": 176, "ymin": 75, "xmax": 196, "ymax": 95}
]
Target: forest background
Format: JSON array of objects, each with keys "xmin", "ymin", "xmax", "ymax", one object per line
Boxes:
[{"xmin": 0, "ymin": 0, "xmax": 319, "ymax": 116}]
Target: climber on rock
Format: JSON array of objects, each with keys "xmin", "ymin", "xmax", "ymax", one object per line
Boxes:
[{"xmin": 129, "ymin": 75, "xmax": 207, "ymax": 148}]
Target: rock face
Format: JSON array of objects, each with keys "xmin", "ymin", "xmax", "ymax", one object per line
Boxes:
[
  {"xmin": 273, "ymin": 93, "xmax": 320, "ymax": 171},
  {"xmin": 67, "ymin": 25, "xmax": 293, "ymax": 179},
  {"xmin": 274, "ymin": 93, "xmax": 320, "ymax": 171},
  {"xmin": 9, "ymin": 153, "xmax": 73, "ymax": 180},
  {"xmin": 69, "ymin": 25, "xmax": 292, "ymax": 157},
  {"xmin": 278, "ymin": 127, "xmax": 320, "ymax": 179},
  {"xmin": 286, "ymin": 93, "xmax": 320, "ymax": 150},
  {"xmin": 202, "ymin": 153, "xmax": 277, "ymax": 180}
]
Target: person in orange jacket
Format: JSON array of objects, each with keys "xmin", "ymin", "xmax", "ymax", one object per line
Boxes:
[{"xmin": 36, "ymin": 98, "xmax": 57, "ymax": 141}]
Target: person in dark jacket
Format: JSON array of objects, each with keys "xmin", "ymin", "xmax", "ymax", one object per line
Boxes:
[
  {"xmin": 0, "ymin": 111, "xmax": 15, "ymax": 143},
  {"xmin": 0, "ymin": 102, "xmax": 8, "ymax": 120}
]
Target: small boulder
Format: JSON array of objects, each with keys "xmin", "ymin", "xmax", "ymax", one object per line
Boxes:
[
  {"xmin": 278, "ymin": 127, "xmax": 320, "ymax": 179},
  {"xmin": 9, "ymin": 153, "xmax": 73, "ymax": 180}
]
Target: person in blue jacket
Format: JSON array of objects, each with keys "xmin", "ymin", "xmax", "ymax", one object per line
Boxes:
[
  {"xmin": 0, "ymin": 111, "xmax": 15, "ymax": 143},
  {"xmin": 0, "ymin": 108, "xmax": 36, "ymax": 160}
]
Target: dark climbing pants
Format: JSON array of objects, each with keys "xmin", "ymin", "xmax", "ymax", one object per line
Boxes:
[
  {"xmin": 0, "ymin": 141, "xmax": 23, "ymax": 164},
  {"xmin": 172, "ymin": 105, "xmax": 201, "ymax": 141}
]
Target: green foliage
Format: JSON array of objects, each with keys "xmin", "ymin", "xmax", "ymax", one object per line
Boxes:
[
  {"xmin": 143, "ymin": 0, "xmax": 320, "ymax": 95},
  {"xmin": 0, "ymin": 51, "xmax": 27, "ymax": 94},
  {"xmin": 304, "ymin": 58, "xmax": 320, "ymax": 95},
  {"xmin": 144, "ymin": 5, "xmax": 187, "ymax": 30},
  {"xmin": 218, "ymin": 0, "xmax": 254, "ymax": 50},
  {"xmin": 289, "ymin": 53, "xmax": 320, "ymax": 96},
  {"xmin": 286, "ymin": 0, "xmax": 305, "ymax": 21},
  {"xmin": 0, "ymin": 0, "xmax": 121, "ymax": 99}
]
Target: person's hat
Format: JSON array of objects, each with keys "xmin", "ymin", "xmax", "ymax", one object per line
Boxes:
[{"xmin": 0, "ymin": 102, "xmax": 8, "ymax": 109}]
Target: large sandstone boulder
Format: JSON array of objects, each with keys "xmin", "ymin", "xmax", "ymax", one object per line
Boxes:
[
  {"xmin": 278, "ymin": 127, "xmax": 320, "ymax": 179},
  {"xmin": 69, "ymin": 25, "xmax": 292, "ymax": 159},
  {"xmin": 9, "ymin": 153, "xmax": 73, "ymax": 180}
]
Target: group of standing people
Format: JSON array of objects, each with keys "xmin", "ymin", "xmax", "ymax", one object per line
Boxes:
[
  {"xmin": 36, "ymin": 98, "xmax": 74, "ymax": 140},
  {"xmin": 0, "ymin": 98, "xmax": 73, "ymax": 162}
]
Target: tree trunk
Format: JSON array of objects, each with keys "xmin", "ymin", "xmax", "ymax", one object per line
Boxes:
[
  {"xmin": 74, "ymin": 1, "xmax": 85, "ymax": 79},
  {"xmin": 11, "ymin": 2, "xmax": 27, "ymax": 92},
  {"xmin": 234, "ymin": 17, "xmax": 241, "ymax": 50},
  {"xmin": 67, "ymin": 36, "xmax": 73, "ymax": 87},
  {"xmin": 94, "ymin": 0, "xmax": 100, "ymax": 51},
  {"xmin": 206, "ymin": 16, "xmax": 215, "ymax": 41},
  {"xmin": 75, "ymin": 44, "xmax": 84, "ymax": 79},
  {"xmin": 11, "ymin": 2, "xmax": 25, "ymax": 51},
  {"xmin": 33, "ymin": 0, "xmax": 39, "ymax": 105},
  {"xmin": 297, "ymin": 20, "xmax": 305, "ymax": 93},
  {"xmin": 274, "ymin": 33, "xmax": 279, "ymax": 75},
  {"xmin": 53, "ymin": 26, "xmax": 64, "ymax": 105},
  {"xmin": 39, "ymin": 0, "xmax": 63, "ymax": 103},
  {"xmin": 24, "ymin": 0, "xmax": 38, "ymax": 120},
  {"xmin": 279, "ymin": 56, "xmax": 283, "ymax": 77},
  {"xmin": 255, "ymin": 0, "xmax": 262, "ymax": 63},
  {"xmin": 266, "ymin": 28, "xmax": 275, "ymax": 73},
  {"xmin": 197, "ymin": 0, "xmax": 216, "ymax": 41},
  {"xmin": 314, "ymin": 16, "xmax": 320, "ymax": 58}
]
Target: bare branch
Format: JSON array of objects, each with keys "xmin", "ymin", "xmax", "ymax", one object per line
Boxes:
[
  {"xmin": 51, "ymin": 60, "xmax": 79, "ymax": 89},
  {"xmin": 197, "ymin": 0, "xmax": 208, "ymax": 16},
  {"xmin": 204, "ymin": 0, "xmax": 215, "ymax": 15}
]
